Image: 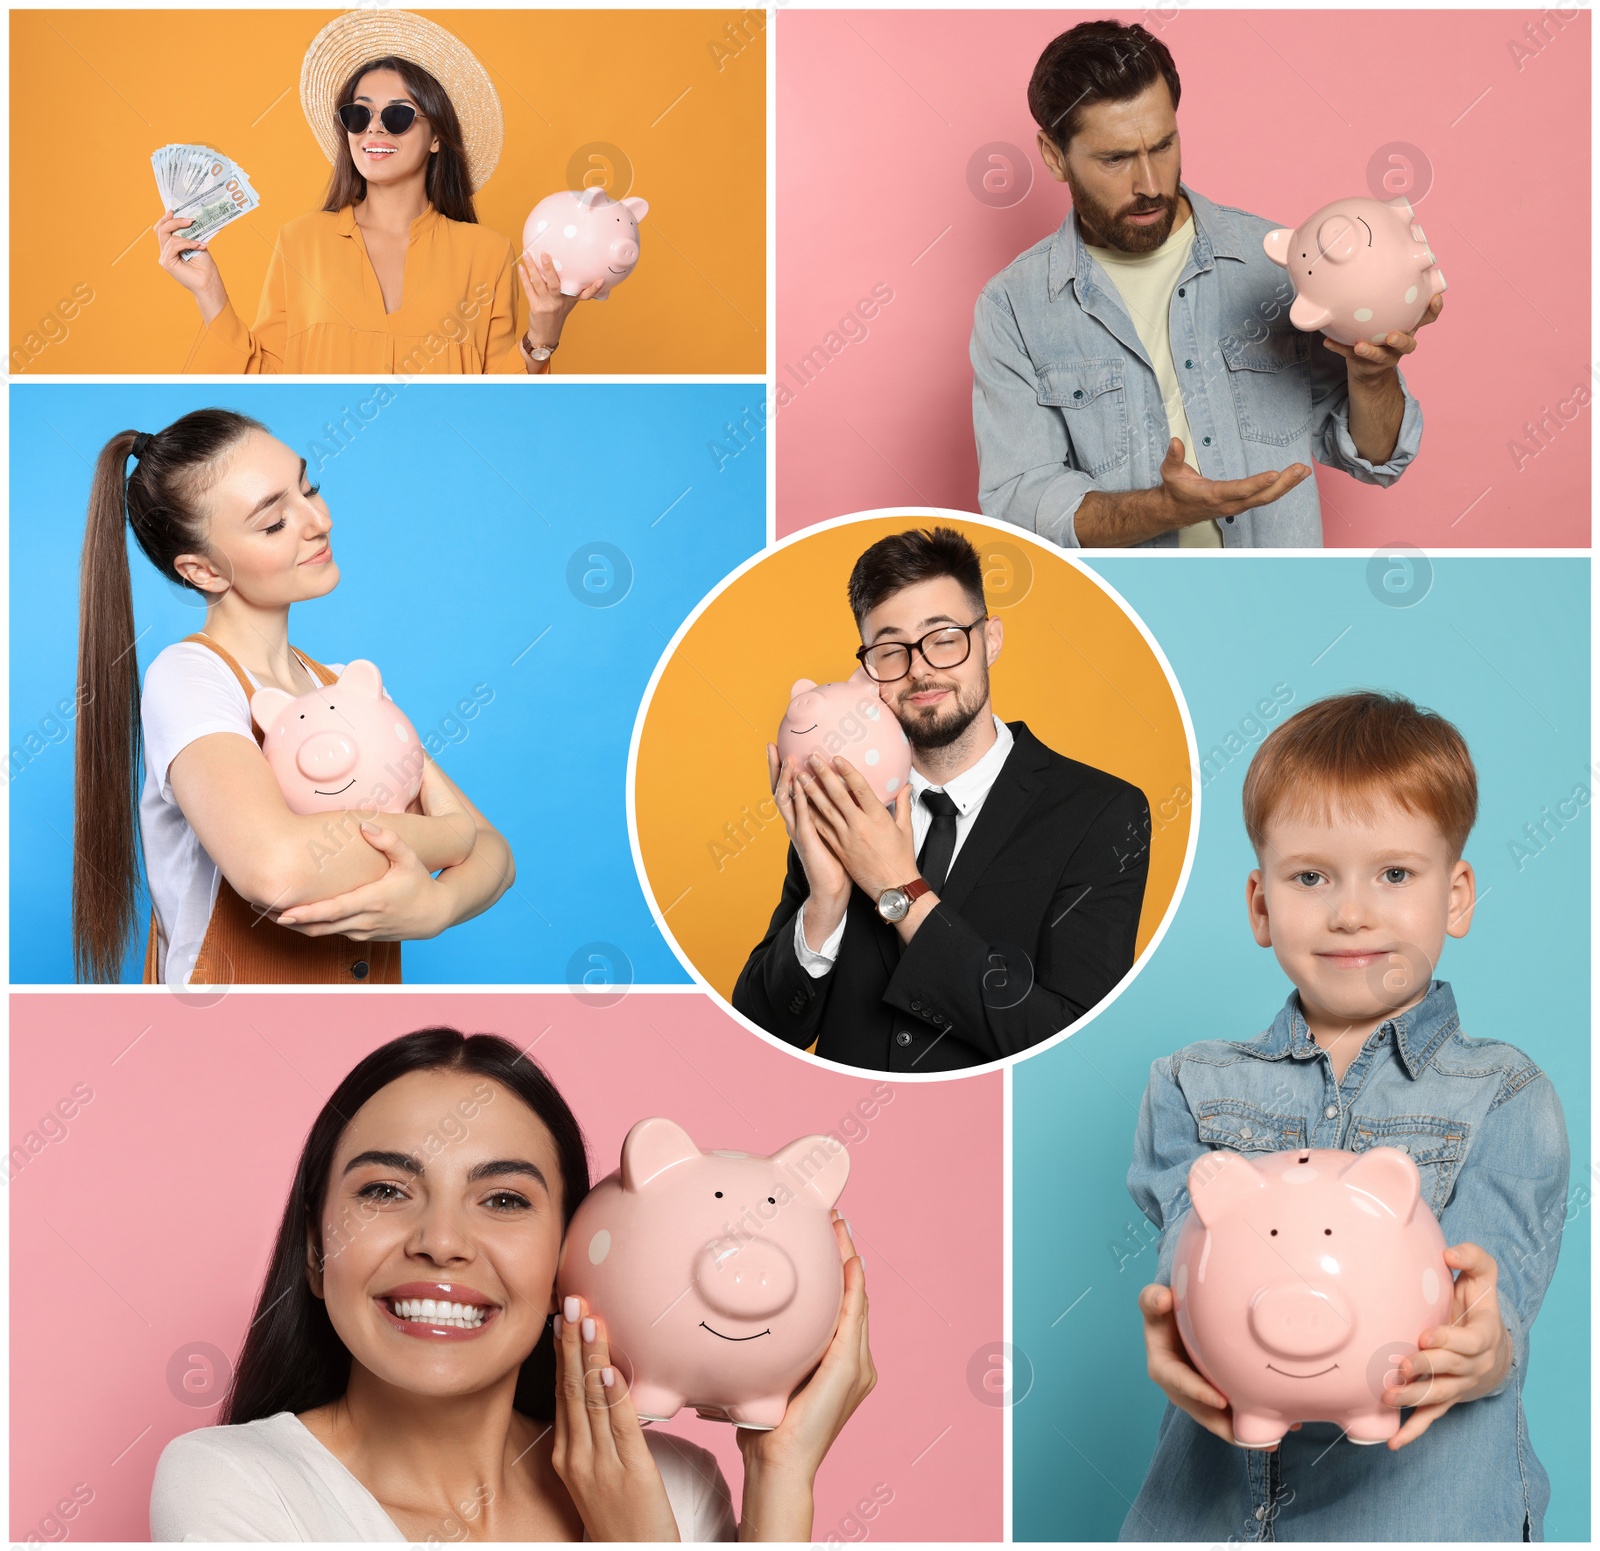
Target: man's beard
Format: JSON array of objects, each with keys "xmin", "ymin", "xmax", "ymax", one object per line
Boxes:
[
  {"xmin": 1065, "ymin": 162, "xmax": 1182, "ymax": 255},
  {"xmin": 894, "ymin": 672, "xmax": 988, "ymax": 752}
]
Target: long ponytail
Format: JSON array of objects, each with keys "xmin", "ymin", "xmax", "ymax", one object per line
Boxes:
[{"xmin": 71, "ymin": 409, "xmax": 265, "ymax": 982}]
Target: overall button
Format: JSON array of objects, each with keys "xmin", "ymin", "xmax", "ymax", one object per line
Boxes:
[
  {"xmin": 351, "ymin": 960, "xmax": 370, "ymax": 980},
  {"xmin": 896, "ymin": 1031, "xmax": 913, "ymax": 1047}
]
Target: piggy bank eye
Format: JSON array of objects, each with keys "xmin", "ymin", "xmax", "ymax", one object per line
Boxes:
[
  {"xmin": 715, "ymin": 1191, "xmax": 723, "ymax": 1198},
  {"xmin": 1324, "ymin": 1228, "xmax": 1333, "ymax": 1236},
  {"xmin": 1270, "ymin": 1228, "xmax": 1279, "ymax": 1236},
  {"xmin": 299, "ymin": 713, "xmax": 306, "ymax": 719},
  {"xmin": 767, "ymin": 1196, "xmax": 775, "ymax": 1205}
]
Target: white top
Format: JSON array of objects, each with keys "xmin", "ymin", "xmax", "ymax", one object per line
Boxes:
[
  {"xmin": 1083, "ymin": 210, "xmax": 1222, "ymax": 549},
  {"xmin": 138, "ymin": 640, "xmax": 345, "ymax": 988},
  {"xmin": 795, "ymin": 714, "xmax": 1016, "ymax": 973},
  {"xmin": 149, "ymin": 1410, "xmax": 737, "ymax": 1542}
]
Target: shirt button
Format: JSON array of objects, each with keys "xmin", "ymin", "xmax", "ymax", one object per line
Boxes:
[
  {"xmin": 1254, "ymin": 1506, "xmax": 1267, "ymax": 1521},
  {"xmin": 1395, "ymin": 1143, "xmax": 1410, "ymax": 1154},
  {"xmin": 1324, "ymin": 1104, "xmax": 1338, "ymax": 1119},
  {"xmin": 1238, "ymin": 1125, "xmax": 1253, "ymax": 1139},
  {"xmin": 1224, "ymin": 515, "xmax": 1235, "ymax": 523},
  {"xmin": 896, "ymin": 1031, "xmax": 913, "ymax": 1047},
  {"xmin": 1178, "ymin": 287, "xmax": 1186, "ymax": 297},
  {"xmin": 351, "ymin": 960, "xmax": 370, "ymax": 980},
  {"xmin": 1072, "ymin": 389, "xmax": 1083, "ymax": 399},
  {"xmin": 1202, "ymin": 436, "xmax": 1212, "ymax": 446},
  {"xmin": 1184, "ymin": 358, "xmax": 1194, "ymax": 368}
]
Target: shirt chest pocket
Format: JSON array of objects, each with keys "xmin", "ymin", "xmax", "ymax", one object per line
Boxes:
[
  {"xmin": 1195, "ymin": 1100, "xmax": 1307, "ymax": 1154},
  {"xmin": 1036, "ymin": 358, "xmax": 1130, "ymax": 478},
  {"xmin": 1348, "ymin": 1115, "xmax": 1468, "ymax": 1216},
  {"xmin": 1219, "ymin": 327, "xmax": 1312, "ymax": 446}
]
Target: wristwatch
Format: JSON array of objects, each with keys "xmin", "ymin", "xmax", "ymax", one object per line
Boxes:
[
  {"xmin": 876, "ymin": 877, "xmax": 932, "ymax": 923},
  {"xmin": 522, "ymin": 332, "xmax": 558, "ymax": 363}
]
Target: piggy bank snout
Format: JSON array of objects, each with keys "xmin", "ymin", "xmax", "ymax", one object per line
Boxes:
[
  {"xmin": 1314, "ymin": 214, "xmax": 1361, "ymax": 264},
  {"xmin": 1248, "ymin": 1282, "xmax": 1353, "ymax": 1359},
  {"xmin": 294, "ymin": 728, "xmax": 358, "ymax": 783},
  {"xmin": 610, "ymin": 238, "xmax": 639, "ymax": 265},
  {"xmin": 694, "ymin": 1237, "xmax": 798, "ymax": 1319}
]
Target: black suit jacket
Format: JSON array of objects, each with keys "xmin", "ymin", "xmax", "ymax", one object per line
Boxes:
[{"xmin": 731, "ymin": 721, "xmax": 1152, "ymax": 1072}]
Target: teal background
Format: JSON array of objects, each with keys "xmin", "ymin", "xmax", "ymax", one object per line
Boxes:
[
  {"xmin": 9, "ymin": 382, "xmax": 765, "ymax": 984},
  {"xmin": 1015, "ymin": 556, "xmax": 1590, "ymax": 1541}
]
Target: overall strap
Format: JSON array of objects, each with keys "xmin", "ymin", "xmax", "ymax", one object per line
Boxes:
[{"xmin": 183, "ymin": 632, "xmax": 340, "ymax": 710}]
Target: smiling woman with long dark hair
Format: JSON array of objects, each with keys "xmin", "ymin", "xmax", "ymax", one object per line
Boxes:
[
  {"xmin": 155, "ymin": 11, "xmax": 598, "ymax": 375},
  {"xmin": 149, "ymin": 1029, "xmax": 876, "ymax": 1540}
]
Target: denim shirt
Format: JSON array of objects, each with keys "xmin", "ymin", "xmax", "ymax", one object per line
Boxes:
[
  {"xmin": 970, "ymin": 183, "xmax": 1425, "ymax": 548},
  {"xmin": 1121, "ymin": 981, "xmax": 1568, "ymax": 1541}
]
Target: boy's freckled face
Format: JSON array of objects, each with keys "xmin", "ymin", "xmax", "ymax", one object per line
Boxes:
[{"xmin": 1247, "ymin": 797, "xmax": 1474, "ymax": 1028}]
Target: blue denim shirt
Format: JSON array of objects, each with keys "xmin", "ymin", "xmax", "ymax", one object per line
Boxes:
[
  {"xmin": 1121, "ymin": 981, "xmax": 1568, "ymax": 1541},
  {"xmin": 970, "ymin": 183, "xmax": 1425, "ymax": 548}
]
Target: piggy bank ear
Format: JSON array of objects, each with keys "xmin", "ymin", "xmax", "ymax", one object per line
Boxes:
[
  {"xmin": 337, "ymin": 660, "xmax": 384, "ymax": 700},
  {"xmin": 1262, "ymin": 228, "xmax": 1293, "ymax": 267},
  {"xmin": 621, "ymin": 1117, "xmax": 701, "ymax": 1191},
  {"xmin": 250, "ymin": 685, "xmax": 294, "ymax": 734},
  {"xmin": 1188, "ymin": 1149, "xmax": 1265, "ymax": 1227},
  {"xmin": 846, "ymin": 665, "xmax": 877, "ymax": 688},
  {"xmin": 577, "ymin": 186, "xmax": 609, "ymax": 209},
  {"xmin": 622, "ymin": 196, "xmax": 649, "ymax": 224},
  {"xmin": 1339, "ymin": 1146, "xmax": 1422, "ymax": 1222},
  {"xmin": 788, "ymin": 678, "xmax": 818, "ymax": 701},
  {"xmin": 773, "ymin": 1134, "xmax": 850, "ymax": 1209}
]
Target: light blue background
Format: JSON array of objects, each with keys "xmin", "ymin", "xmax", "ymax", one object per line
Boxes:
[
  {"xmin": 10, "ymin": 382, "xmax": 766, "ymax": 984},
  {"xmin": 1016, "ymin": 557, "xmax": 1590, "ymax": 1541}
]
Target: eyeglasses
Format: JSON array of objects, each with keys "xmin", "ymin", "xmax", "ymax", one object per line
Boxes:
[
  {"xmin": 855, "ymin": 617, "xmax": 989, "ymax": 683},
  {"xmin": 337, "ymin": 103, "xmax": 423, "ymax": 136}
]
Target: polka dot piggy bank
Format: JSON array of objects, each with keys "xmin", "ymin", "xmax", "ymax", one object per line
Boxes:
[
  {"xmin": 556, "ymin": 1117, "xmax": 850, "ymax": 1429},
  {"xmin": 522, "ymin": 188, "xmax": 648, "ymax": 300},
  {"xmin": 1263, "ymin": 196, "xmax": 1446, "ymax": 347},
  {"xmin": 777, "ymin": 668, "xmax": 912, "ymax": 807},
  {"xmin": 1171, "ymin": 1146, "xmax": 1453, "ymax": 1447},
  {"xmin": 249, "ymin": 660, "xmax": 423, "ymax": 816}
]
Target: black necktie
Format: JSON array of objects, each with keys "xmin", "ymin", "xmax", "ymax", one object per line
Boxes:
[{"xmin": 917, "ymin": 789, "xmax": 960, "ymax": 895}]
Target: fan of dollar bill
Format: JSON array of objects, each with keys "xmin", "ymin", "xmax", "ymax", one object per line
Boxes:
[{"xmin": 152, "ymin": 144, "xmax": 261, "ymax": 260}]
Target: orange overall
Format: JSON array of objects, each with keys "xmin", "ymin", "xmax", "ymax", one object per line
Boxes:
[{"xmin": 142, "ymin": 634, "xmax": 402, "ymax": 985}]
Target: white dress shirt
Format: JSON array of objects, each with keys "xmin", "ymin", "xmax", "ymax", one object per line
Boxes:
[{"xmin": 793, "ymin": 715, "xmax": 1015, "ymax": 975}]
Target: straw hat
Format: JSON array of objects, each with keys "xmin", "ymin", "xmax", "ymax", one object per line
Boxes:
[{"xmin": 300, "ymin": 10, "xmax": 504, "ymax": 192}]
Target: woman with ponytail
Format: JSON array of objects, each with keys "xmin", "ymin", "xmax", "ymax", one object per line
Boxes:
[{"xmin": 73, "ymin": 409, "xmax": 512, "ymax": 986}]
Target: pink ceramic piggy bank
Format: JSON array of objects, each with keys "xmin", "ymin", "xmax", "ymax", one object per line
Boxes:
[
  {"xmin": 557, "ymin": 1117, "xmax": 850, "ymax": 1429},
  {"xmin": 777, "ymin": 668, "xmax": 912, "ymax": 807},
  {"xmin": 1264, "ymin": 196, "xmax": 1446, "ymax": 346},
  {"xmin": 522, "ymin": 188, "xmax": 648, "ymax": 299},
  {"xmin": 249, "ymin": 660, "xmax": 423, "ymax": 816},
  {"xmin": 1171, "ymin": 1146, "xmax": 1453, "ymax": 1447}
]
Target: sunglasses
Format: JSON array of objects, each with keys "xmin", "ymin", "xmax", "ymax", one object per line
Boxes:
[{"xmin": 337, "ymin": 102, "xmax": 422, "ymax": 135}]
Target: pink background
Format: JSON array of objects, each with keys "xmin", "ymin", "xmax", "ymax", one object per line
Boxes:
[
  {"xmin": 776, "ymin": 9, "xmax": 1590, "ymax": 546},
  {"xmin": 9, "ymin": 993, "xmax": 1002, "ymax": 1542}
]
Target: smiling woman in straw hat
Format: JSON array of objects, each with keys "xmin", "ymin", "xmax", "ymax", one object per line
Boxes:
[{"xmin": 156, "ymin": 10, "xmax": 594, "ymax": 374}]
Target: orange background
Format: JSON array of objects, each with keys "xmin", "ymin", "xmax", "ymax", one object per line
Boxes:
[
  {"xmin": 10, "ymin": 10, "xmax": 765, "ymax": 374},
  {"xmin": 635, "ymin": 517, "xmax": 1194, "ymax": 1001}
]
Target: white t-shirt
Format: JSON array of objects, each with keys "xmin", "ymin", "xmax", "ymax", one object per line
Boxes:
[
  {"xmin": 139, "ymin": 640, "xmax": 346, "ymax": 988},
  {"xmin": 149, "ymin": 1411, "xmax": 737, "ymax": 1542},
  {"xmin": 1084, "ymin": 211, "xmax": 1223, "ymax": 549}
]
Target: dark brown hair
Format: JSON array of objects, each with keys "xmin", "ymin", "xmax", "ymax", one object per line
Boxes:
[
  {"xmin": 847, "ymin": 525, "xmax": 986, "ymax": 626},
  {"xmin": 1028, "ymin": 20, "xmax": 1182, "ymax": 155},
  {"xmin": 223, "ymin": 1029, "xmax": 591, "ymax": 1426},
  {"xmin": 73, "ymin": 409, "xmax": 265, "ymax": 982},
  {"xmin": 321, "ymin": 57, "xmax": 478, "ymax": 224},
  {"xmin": 1242, "ymin": 691, "xmax": 1479, "ymax": 860}
]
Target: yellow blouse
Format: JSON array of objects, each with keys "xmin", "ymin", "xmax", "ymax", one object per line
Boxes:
[{"xmin": 183, "ymin": 204, "xmax": 529, "ymax": 375}]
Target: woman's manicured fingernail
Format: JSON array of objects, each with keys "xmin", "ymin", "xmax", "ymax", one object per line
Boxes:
[
  {"xmin": 843, "ymin": 1217, "xmax": 853, "ymax": 1236},
  {"xmin": 581, "ymin": 1316, "xmax": 596, "ymax": 1342},
  {"xmin": 360, "ymin": 821, "xmax": 379, "ymax": 833},
  {"xmin": 564, "ymin": 1296, "xmax": 579, "ymax": 1323},
  {"xmin": 552, "ymin": 1314, "xmax": 563, "ymax": 1339},
  {"xmin": 601, "ymin": 1366, "xmax": 616, "ymax": 1388},
  {"xmin": 278, "ymin": 914, "xmax": 296, "ymax": 924}
]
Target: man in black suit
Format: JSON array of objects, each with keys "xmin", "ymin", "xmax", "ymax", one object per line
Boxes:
[{"xmin": 732, "ymin": 526, "xmax": 1152, "ymax": 1072}]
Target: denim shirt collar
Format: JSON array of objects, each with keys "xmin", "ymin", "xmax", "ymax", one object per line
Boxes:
[
  {"xmin": 1047, "ymin": 182, "xmax": 1254, "ymax": 303},
  {"xmin": 1244, "ymin": 979, "xmax": 1461, "ymax": 1079}
]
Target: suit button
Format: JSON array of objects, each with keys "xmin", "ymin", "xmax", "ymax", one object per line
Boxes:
[
  {"xmin": 351, "ymin": 960, "xmax": 370, "ymax": 980},
  {"xmin": 896, "ymin": 1031, "xmax": 913, "ymax": 1047},
  {"xmin": 911, "ymin": 1000, "xmax": 923, "ymax": 1012}
]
